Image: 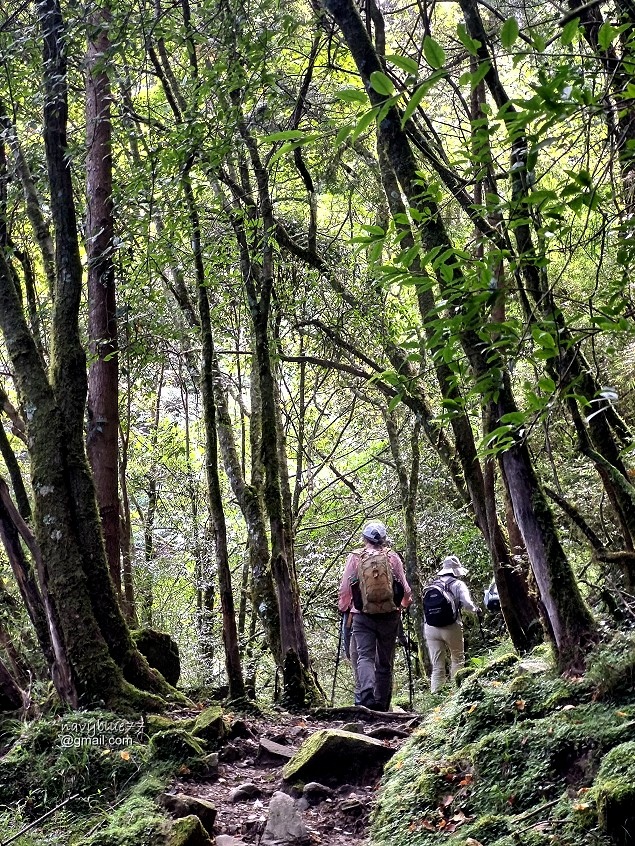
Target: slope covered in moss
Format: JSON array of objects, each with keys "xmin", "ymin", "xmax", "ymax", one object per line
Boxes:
[{"xmin": 372, "ymin": 635, "xmax": 635, "ymax": 846}]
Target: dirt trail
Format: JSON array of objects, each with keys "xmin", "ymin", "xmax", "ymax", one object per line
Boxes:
[{"xmin": 170, "ymin": 706, "xmax": 419, "ymax": 845}]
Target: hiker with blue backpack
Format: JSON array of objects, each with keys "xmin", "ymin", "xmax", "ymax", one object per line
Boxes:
[
  {"xmin": 422, "ymin": 555, "xmax": 481, "ymax": 693},
  {"xmin": 338, "ymin": 520, "xmax": 412, "ymax": 711}
]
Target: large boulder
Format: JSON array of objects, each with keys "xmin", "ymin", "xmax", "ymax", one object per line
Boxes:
[
  {"xmin": 282, "ymin": 729, "xmax": 395, "ymax": 785},
  {"xmin": 132, "ymin": 628, "xmax": 181, "ymax": 686}
]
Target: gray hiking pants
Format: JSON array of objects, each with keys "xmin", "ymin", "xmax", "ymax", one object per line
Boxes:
[{"xmin": 352, "ymin": 611, "xmax": 400, "ymax": 710}]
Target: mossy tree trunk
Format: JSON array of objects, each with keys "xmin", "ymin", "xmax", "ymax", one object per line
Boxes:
[
  {"xmin": 184, "ymin": 174, "xmax": 246, "ymax": 701},
  {"xmin": 212, "ymin": 353, "xmax": 283, "ymax": 667},
  {"xmin": 0, "ymin": 0, "xmax": 174, "ymax": 707},
  {"xmin": 225, "ymin": 123, "xmax": 322, "ymax": 707}
]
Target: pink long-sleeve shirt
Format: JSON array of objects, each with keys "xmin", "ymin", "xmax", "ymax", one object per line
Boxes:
[{"xmin": 338, "ymin": 544, "xmax": 413, "ymax": 613}]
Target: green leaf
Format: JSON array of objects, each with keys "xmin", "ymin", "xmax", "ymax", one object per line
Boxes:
[
  {"xmin": 336, "ymin": 88, "xmax": 368, "ymax": 103},
  {"xmin": 386, "ymin": 54, "xmax": 419, "ymax": 75},
  {"xmin": 531, "ymin": 31, "xmax": 546, "ymax": 52},
  {"xmin": 456, "ymin": 23, "xmax": 480, "ymax": 56},
  {"xmin": 598, "ymin": 21, "xmax": 619, "ymax": 50},
  {"xmin": 423, "ymin": 36, "xmax": 446, "ymax": 69},
  {"xmin": 267, "ymin": 141, "xmax": 294, "ymax": 168},
  {"xmin": 362, "ymin": 224, "xmax": 386, "ymax": 236},
  {"xmin": 370, "ymin": 70, "xmax": 394, "ymax": 96},
  {"xmin": 470, "ymin": 60, "xmax": 491, "ymax": 88},
  {"xmin": 335, "ymin": 124, "xmax": 353, "ymax": 145},
  {"xmin": 401, "ymin": 70, "xmax": 445, "ymax": 125},
  {"xmin": 499, "ymin": 411, "xmax": 525, "ymax": 425},
  {"xmin": 501, "ymin": 17, "xmax": 519, "ymax": 49},
  {"xmin": 561, "ymin": 17, "xmax": 580, "ymax": 46},
  {"xmin": 261, "ymin": 129, "xmax": 304, "ymax": 142},
  {"xmin": 350, "ymin": 106, "xmax": 379, "ymax": 142}
]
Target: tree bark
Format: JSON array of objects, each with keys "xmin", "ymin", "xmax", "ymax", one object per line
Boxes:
[
  {"xmin": 86, "ymin": 2, "xmax": 121, "ymax": 594},
  {"xmin": 184, "ymin": 174, "xmax": 245, "ymax": 700}
]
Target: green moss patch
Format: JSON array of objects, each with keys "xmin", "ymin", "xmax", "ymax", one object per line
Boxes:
[{"xmin": 371, "ymin": 640, "xmax": 634, "ymax": 846}]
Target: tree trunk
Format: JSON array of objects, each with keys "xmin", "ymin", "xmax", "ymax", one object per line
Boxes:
[
  {"xmin": 322, "ymin": 0, "xmax": 596, "ymax": 671},
  {"xmin": 86, "ymin": 2, "xmax": 121, "ymax": 594},
  {"xmin": 184, "ymin": 175, "xmax": 245, "ymax": 700}
]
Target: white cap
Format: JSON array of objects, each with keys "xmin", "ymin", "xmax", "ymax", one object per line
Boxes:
[{"xmin": 362, "ymin": 521, "xmax": 387, "ymax": 544}]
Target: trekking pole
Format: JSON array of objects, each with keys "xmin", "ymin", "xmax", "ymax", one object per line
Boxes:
[
  {"xmin": 331, "ymin": 614, "xmax": 344, "ymax": 706},
  {"xmin": 405, "ymin": 609, "xmax": 414, "ymax": 710}
]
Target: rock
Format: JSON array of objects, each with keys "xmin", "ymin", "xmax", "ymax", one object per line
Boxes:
[
  {"xmin": 229, "ymin": 782, "xmax": 261, "ymax": 803},
  {"xmin": 282, "ymin": 729, "xmax": 395, "ymax": 785},
  {"xmin": 340, "ymin": 796, "xmax": 364, "ymax": 815},
  {"xmin": 149, "ymin": 728, "xmax": 206, "ymax": 763},
  {"xmin": 257, "ymin": 737, "xmax": 296, "ymax": 763},
  {"xmin": 219, "ymin": 742, "xmax": 243, "ymax": 763},
  {"xmin": 302, "ymin": 782, "xmax": 332, "ymax": 804},
  {"xmin": 193, "ymin": 707, "xmax": 228, "ymax": 748},
  {"xmin": 166, "ymin": 814, "xmax": 213, "ymax": 846},
  {"xmin": 215, "ymin": 837, "xmax": 244, "ymax": 846},
  {"xmin": 228, "ymin": 719, "xmax": 254, "ymax": 739},
  {"xmin": 367, "ymin": 725, "xmax": 409, "ymax": 739},
  {"xmin": 261, "ymin": 791, "xmax": 309, "ymax": 845},
  {"xmin": 341, "ymin": 722, "xmax": 366, "ymax": 734},
  {"xmin": 158, "ymin": 793, "xmax": 217, "ymax": 832},
  {"xmin": 131, "ymin": 628, "xmax": 181, "ymax": 686},
  {"xmin": 594, "ymin": 741, "xmax": 635, "ymax": 845},
  {"xmin": 201, "ymin": 752, "xmax": 219, "ymax": 776}
]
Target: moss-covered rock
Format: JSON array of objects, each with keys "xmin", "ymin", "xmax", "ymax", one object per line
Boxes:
[
  {"xmin": 148, "ymin": 728, "xmax": 205, "ymax": 763},
  {"xmin": 166, "ymin": 814, "xmax": 213, "ymax": 846},
  {"xmin": 282, "ymin": 728, "xmax": 394, "ymax": 785},
  {"xmin": 158, "ymin": 792, "xmax": 217, "ymax": 832},
  {"xmin": 192, "ymin": 706, "xmax": 228, "ymax": 747},
  {"xmin": 593, "ymin": 741, "xmax": 635, "ymax": 845},
  {"xmin": 131, "ymin": 628, "xmax": 181, "ymax": 687}
]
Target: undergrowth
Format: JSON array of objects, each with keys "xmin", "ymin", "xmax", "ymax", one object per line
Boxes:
[{"xmin": 0, "ymin": 709, "xmax": 205, "ymax": 845}]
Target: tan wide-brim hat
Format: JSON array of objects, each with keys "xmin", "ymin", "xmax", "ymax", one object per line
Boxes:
[{"xmin": 438, "ymin": 555, "xmax": 467, "ymax": 577}]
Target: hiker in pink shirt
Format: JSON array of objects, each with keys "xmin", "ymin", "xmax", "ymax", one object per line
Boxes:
[{"xmin": 338, "ymin": 521, "xmax": 412, "ymax": 710}]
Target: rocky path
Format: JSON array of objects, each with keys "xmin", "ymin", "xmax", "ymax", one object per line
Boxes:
[{"xmin": 165, "ymin": 706, "xmax": 420, "ymax": 846}]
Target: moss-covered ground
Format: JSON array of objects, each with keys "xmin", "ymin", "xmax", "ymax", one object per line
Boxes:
[
  {"xmin": 371, "ymin": 635, "xmax": 635, "ymax": 846},
  {"xmin": 0, "ymin": 708, "xmax": 213, "ymax": 845}
]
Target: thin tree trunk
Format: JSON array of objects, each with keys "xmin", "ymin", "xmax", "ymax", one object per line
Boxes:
[
  {"xmin": 86, "ymin": 1, "xmax": 121, "ymax": 594},
  {"xmin": 86, "ymin": 1, "xmax": 121, "ymax": 596},
  {"xmin": 184, "ymin": 173, "xmax": 245, "ymax": 700}
]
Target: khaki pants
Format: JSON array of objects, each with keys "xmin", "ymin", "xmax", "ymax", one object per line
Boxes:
[{"xmin": 424, "ymin": 622, "xmax": 464, "ymax": 693}]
